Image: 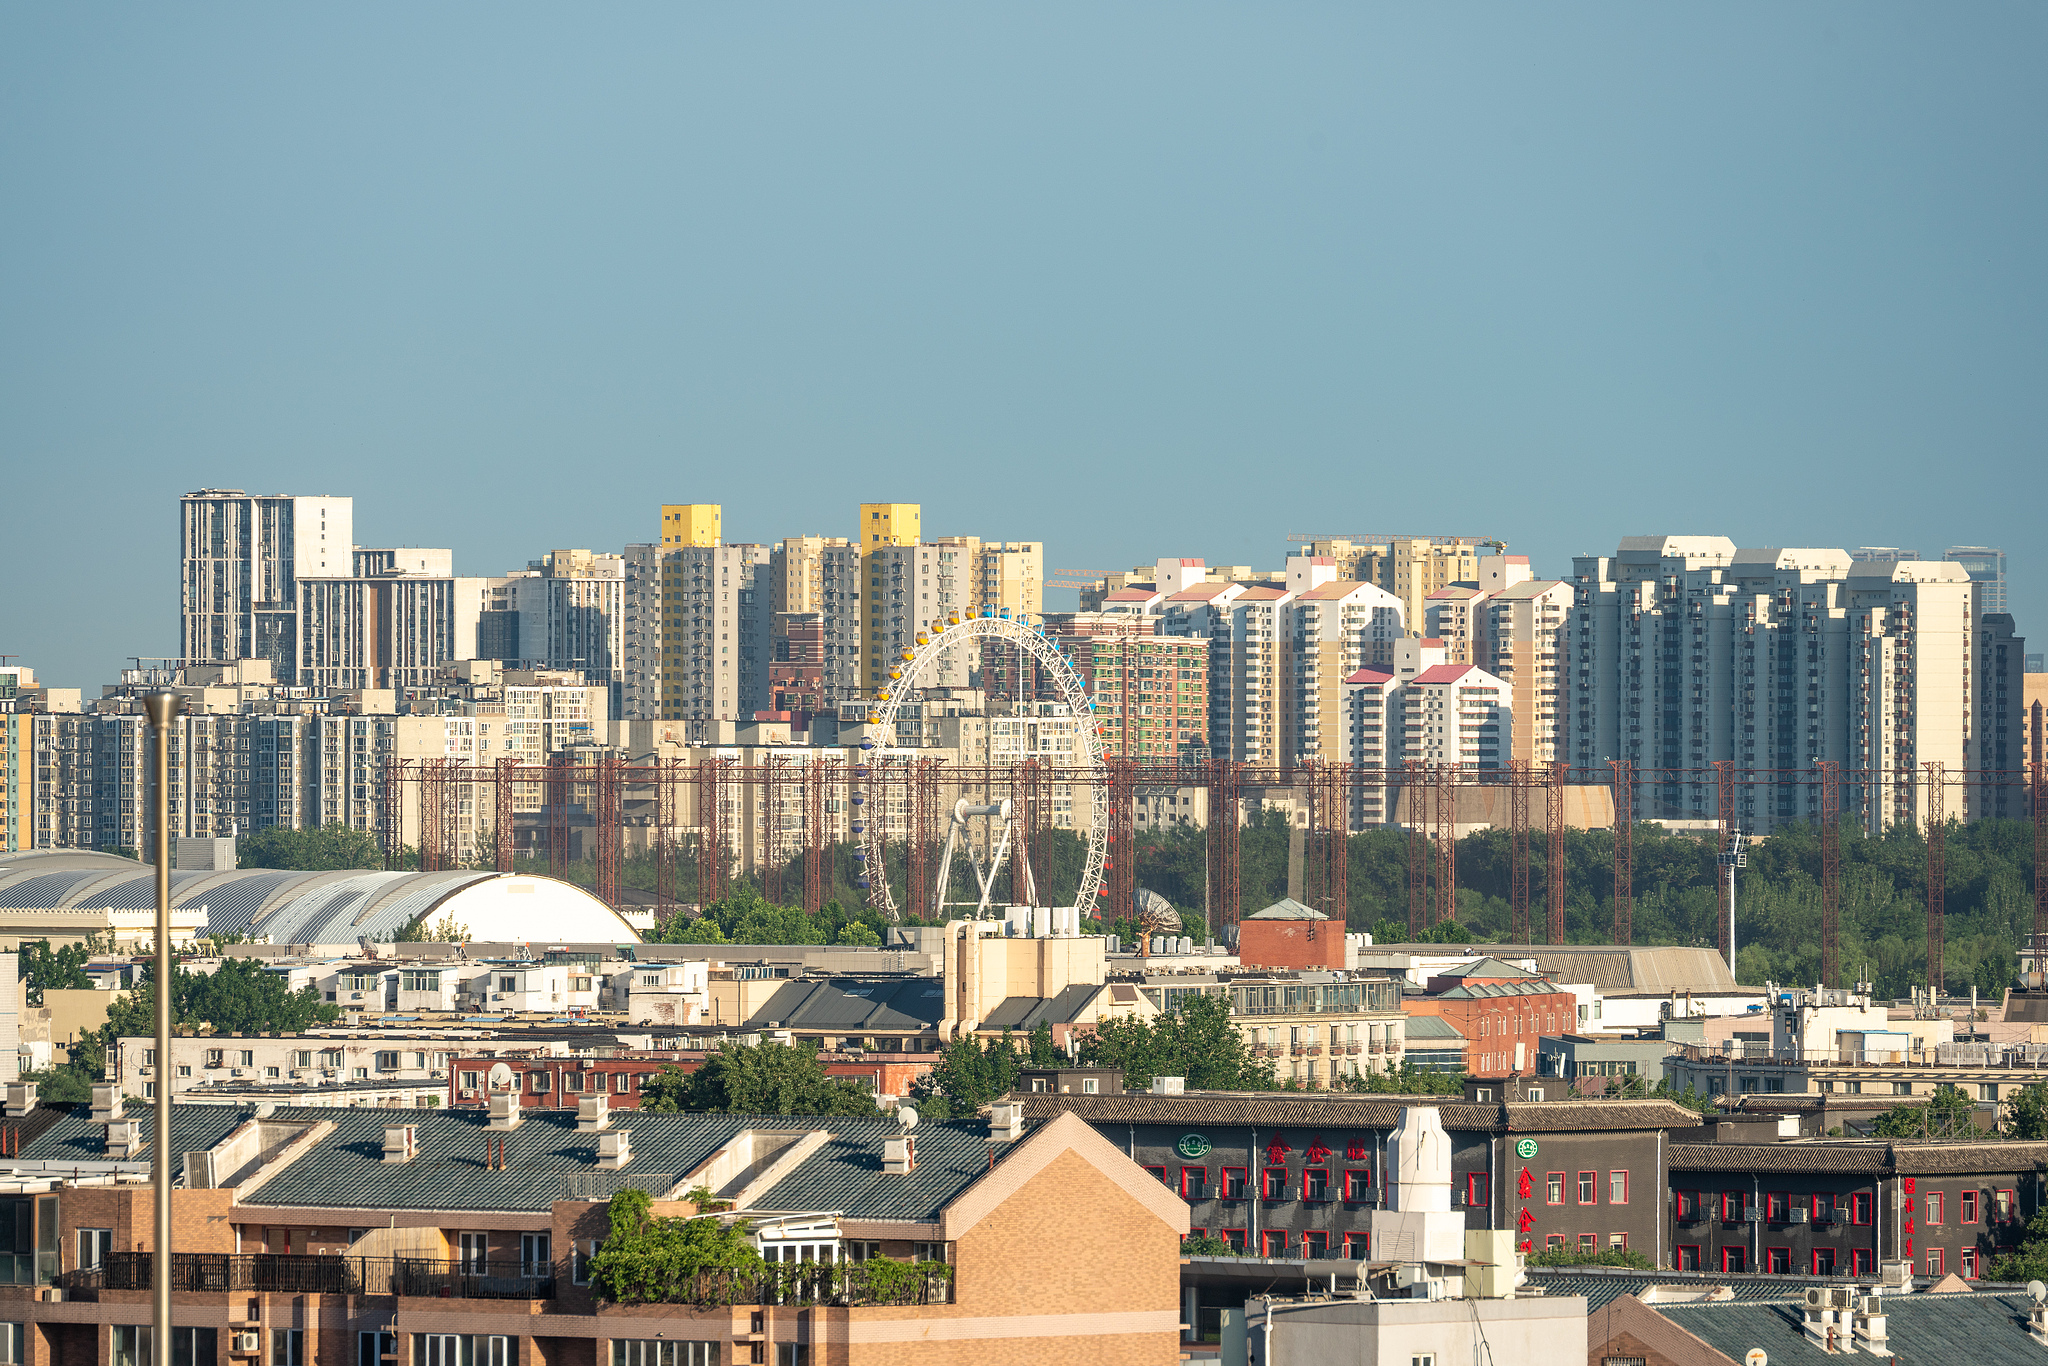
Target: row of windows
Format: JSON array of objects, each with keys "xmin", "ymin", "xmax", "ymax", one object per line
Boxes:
[{"xmin": 1678, "ymin": 1188, "xmax": 2013, "ymax": 1225}]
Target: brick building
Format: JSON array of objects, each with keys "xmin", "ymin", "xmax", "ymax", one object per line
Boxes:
[
  {"xmin": 1402, "ymin": 964, "xmax": 1578, "ymax": 1078},
  {"xmin": 1235, "ymin": 900, "xmax": 1346, "ymax": 972}
]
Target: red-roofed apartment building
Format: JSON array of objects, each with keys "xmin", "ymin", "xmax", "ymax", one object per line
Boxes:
[{"xmin": 1341, "ymin": 637, "xmax": 1514, "ymax": 828}]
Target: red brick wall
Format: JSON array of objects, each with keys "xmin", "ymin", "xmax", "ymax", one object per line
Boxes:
[{"xmin": 1236, "ymin": 918, "xmax": 1346, "ymax": 971}]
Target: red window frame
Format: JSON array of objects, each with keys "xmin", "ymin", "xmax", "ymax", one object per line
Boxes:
[
  {"xmin": 1143, "ymin": 1165, "xmax": 1167, "ymax": 1184},
  {"xmin": 1262, "ymin": 1167, "xmax": 1290, "ymax": 1201},
  {"xmin": 1721, "ymin": 1246, "xmax": 1747, "ymax": 1272},
  {"xmin": 1675, "ymin": 1245, "xmax": 1700, "ymax": 1270},
  {"xmin": 1721, "ymin": 1190, "xmax": 1745, "ymax": 1223},
  {"xmin": 1607, "ymin": 1233, "xmax": 1628, "ymax": 1251},
  {"xmin": 1220, "ymin": 1228, "xmax": 1246, "ymax": 1252},
  {"xmin": 1675, "ymin": 1190, "xmax": 1699, "ymax": 1220},
  {"xmin": 1852, "ymin": 1249, "xmax": 1874, "ymax": 1276},
  {"xmin": 1764, "ymin": 1247, "xmax": 1790, "ymax": 1274},
  {"xmin": 1962, "ymin": 1190, "xmax": 1980, "ymax": 1224},
  {"xmin": 1465, "ymin": 1171, "xmax": 1490, "ymax": 1210},
  {"xmin": 1926, "ymin": 1247, "xmax": 1946, "ymax": 1276},
  {"xmin": 1996, "ymin": 1189, "xmax": 2017, "ymax": 1222},
  {"xmin": 1811, "ymin": 1248, "xmax": 1837, "ymax": 1276},
  {"xmin": 1578, "ymin": 1171, "xmax": 1597, "ymax": 1205},
  {"xmin": 1546, "ymin": 1172, "xmax": 1565, "ymax": 1205},
  {"xmin": 1765, "ymin": 1191, "xmax": 1788, "ymax": 1222},
  {"xmin": 1924, "ymin": 1191, "xmax": 1945, "ymax": 1224},
  {"xmin": 1301, "ymin": 1231, "xmax": 1329, "ymax": 1258},
  {"xmin": 1221, "ymin": 1167, "xmax": 1248, "ymax": 1200},
  {"xmin": 1577, "ymin": 1233, "xmax": 1596, "ymax": 1254},
  {"xmin": 1343, "ymin": 1169, "xmax": 1372, "ymax": 1203},
  {"xmin": 1961, "ymin": 1248, "xmax": 1979, "ymax": 1278},
  {"xmin": 1342, "ymin": 1232, "xmax": 1370, "ymax": 1259},
  {"xmin": 1545, "ymin": 1235, "xmax": 1565, "ymax": 1251},
  {"xmin": 1810, "ymin": 1192, "xmax": 1835, "ymax": 1221},
  {"xmin": 1850, "ymin": 1192, "xmax": 1872, "ymax": 1225},
  {"xmin": 1302, "ymin": 1168, "xmax": 1330, "ymax": 1203},
  {"xmin": 1259, "ymin": 1230, "xmax": 1289, "ymax": 1258},
  {"xmin": 1608, "ymin": 1170, "xmax": 1629, "ymax": 1205},
  {"xmin": 1179, "ymin": 1167, "xmax": 1209, "ymax": 1201}
]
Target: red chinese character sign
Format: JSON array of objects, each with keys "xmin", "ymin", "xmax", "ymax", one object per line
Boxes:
[
  {"xmin": 1518, "ymin": 1167, "xmax": 1533, "ymax": 1200},
  {"xmin": 1517, "ymin": 1207, "xmax": 1535, "ymax": 1232},
  {"xmin": 1345, "ymin": 1138, "xmax": 1369, "ymax": 1161},
  {"xmin": 1305, "ymin": 1135, "xmax": 1333, "ymax": 1164},
  {"xmin": 1265, "ymin": 1136, "xmax": 1293, "ymax": 1166}
]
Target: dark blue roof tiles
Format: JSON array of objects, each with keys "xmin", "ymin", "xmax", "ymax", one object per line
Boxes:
[{"xmin": 19, "ymin": 1103, "xmax": 251, "ymax": 1184}]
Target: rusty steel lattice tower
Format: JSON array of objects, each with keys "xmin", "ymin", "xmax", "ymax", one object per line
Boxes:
[
  {"xmin": 1405, "ymin": 760, "xmax": 1428, "ymax": 936},
  {"xmin": 1714, "ymin": 759, "xmax": 1735, "ymax": 963},
  {"xmin": 1508, "ymin": 761, "xmax": 1531, "ymax": 943},
  {"xmin": 1206, "ymin": 759, "xmax": 1241, "ymax": 937},
  {"xmin": 1819, "ymin": 761, "xmax": 1841, "ymax": 989},
  {"xmin": 493, "ymin": 756, "xmax": 516, "ymax": 873},
  {"xmin": 655, "ymin": 757, "xmax": 681, "ymax": 918},
  {"xmin": 1433, "ymin": 762, "xmax": 1458, "ymax": 923},
  {"xmin": 1926, "ymin": 760, "xmax": 1945, "ymax": 998},
  {"xmin": 1610, "ymin": 759, "xmax": 1634, "ymax": 946},
  {"xmin": 1547, "ymin": 762, "xmax": 1568, "ymax": 944}
]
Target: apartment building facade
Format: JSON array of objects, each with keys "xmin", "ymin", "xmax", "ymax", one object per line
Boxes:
[
  {"xmin": 297, "ymin": 569, "xmax": 489, "ymax": 694},
  {"xmin": 654, "ymin": 504, "xmax": 772, "ymax": 731},
  {"xmin": 1568, "ymin": 537, "xmax": 1983, "ymax": 832},
  {"xmin": 181, "ymin": 489, "xmax": 355, "ymax": 683},
  {"xmin": 1043, "ymin": 617, "xmax": 1208, "ymax": 760}
]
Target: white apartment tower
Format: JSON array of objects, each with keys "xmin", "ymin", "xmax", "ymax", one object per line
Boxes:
[
  {"xmin": 655, "ymin": 504, "xmax": 772, "ymax": 731},
  {"xmin": 181, "ymin": 490, "xmax": 353, "ymax": 682}
]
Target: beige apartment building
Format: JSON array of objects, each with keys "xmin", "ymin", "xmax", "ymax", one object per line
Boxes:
[
  {"xmin": 654, "ymin": 503, "xmax": 772, "ymax": 729},
  {"xmin": 1481, "ymin": 578, "xmax": 1573, "ymax": 766},
  {"xmin": 769, "ymin": 533, "xmax": 853, "ymax": 614},
  {"xmin": 1287, "ymin": 559, "xmax": 1406, "ymax": 767},
  {"xmin": 1301, "ymin": 535, "xmax": 1489, "ymax": 637}
]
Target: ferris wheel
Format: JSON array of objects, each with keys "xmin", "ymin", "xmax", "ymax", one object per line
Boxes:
[{"xmin": 852, "ymin": 610, "xmax": 1109, "ymax": 923}]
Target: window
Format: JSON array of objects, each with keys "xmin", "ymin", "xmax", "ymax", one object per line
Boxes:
[
  {"xmin": 402, "ymin": 971, "xmax": 440, "ymax": 992},
  {"xmin": 1675, "ymin": 1245, "xmax": 1699, "ymax": 1270},
  {"xmin": 1850, "ymin": 1193, "xmax": 1872, "ymax": 1225},
  {"xmin": 359, "ymin": 1332, "xmax": 396, "ymax": 1366},
  {"xmin": 1607, "ymin": 1233, "xmax": 1628, "ymax": 1251},
  {"xmin": 1260, "ymin": 1230, "xmax": 1289, "ymax": 1257},
  {"xmin": 1221, "ymin": 1229, "xmax": 1246, "ymax": 1252},
  {"xmin": 1996, "ymin": 1189, "xmax": 2016, "ymax": 1222},
  {"xmin": 1343, "ymin": 1170, "xmax": 1372, "ymax": 1203},
  {"xmin": 274, "ymin": 1329, "xmax": 306, "ymax": 1366},
  {"xmin": 0, "ymin": 1324, "xmax": 20, "ymax": 1366},
  {"xmin": 1852, "ymin": 1249, "xmax": 1873, "ymax": 1276},
  {"xmin": 1142, "ymin": 1165, "xmax": 1167, "ymax": 1185},
  {"xmin": 1410, "ymin": 1356, "xmax": 1436, "ymax": 1366},
  {"xmin": 238, "ymin": 1050, "xmax": 255, "ymax": 1067},
  {"xmin": 1545, "ymin": 1236, "xmax": 1564, "ymax": 1251},
  {"xmin": 1263, "ymin": 1168, "xmax": 1290, "ymax": 1201},
  {"xmin": 775, "ymin": 1347, "xmax": 807, "ymax": 1366},
  {"xmin": 1302, "ymin": 1231, "xmax": 1329, "ymax": 1258},
  {"xmin": 376, "ymin": 1052, "xmax": 399, "ymax": 1071},
  {"xmin": 1465, "ymin": 1172, "xmax": 1489, "ymax": 1209},
  {"xmin": 1721, "ymin": 1190, "xmax": 1747, "ymax": 1222},
  {"xmin": 1764, "ymin": 1247, "xmax": 1789, "ymax": 1274},
  {"xmin": 1675, "ymin": 1191, "xmax": 1700, "ymax": 1220},
  {"xmin": 78, "ymin": 1228, "xmax": 113, "ymax": 1270},
  {"xmin": 1222, "ymin": 1167, "xmax": 1248, "ymax": 1200},
  {"xmin": 1578, "ymin": 1233, "xmax": 1596, "ymax": 1254},
  {"xmin": 1546, "ymin": 1172, "xmax": 1565, "ymax": 1205},
  {"xmin": 460, "ymin": 1071, "xmax": 482, "ymax": 1090},
  {"xmin": 1179, "ymin": 1168, "xmax": 1208, "ymax": 1201},
  {"xmin": 1961, "ymin": 1248, "xmax": 1979, "ymax": 1278},
  {"xmin": 1608, "ymin": 1171, "xmax": 1629, "ymax": 1205},
  {"xmin": 419, "ymin": 1339, "xmax": 512, "ymax": 1366},
  {"xmin": 1342, "ymin": 1233, "xmax": 1370, "ymax": 1258},
  {"xmin": 1811, "ymin": 1248, "xmax": 1836, "ymax": 1276},
  {"xmin": 1578, "ymin": 1172, "xmax": 1596, "ymax": 1204},
  {"xmin": 499, "ymin": 976, "xmax": 519, "ymax": 994},
  {"xmin": 613, "ymin": 1073, "xmax": 631, "ymax": 1093},
  {"xmin": 1765, "ymin": 1191, "xmax": 1789, "ymax": 1222},
  {"xmin": 1303, "ymin": 1169, "xmax": 1330, "ymax": 1202},
  {"xmin": 118, "ymin": 1328, "xmax": 217, "ymax": 1366},
  {"xmin": 1924, "ymin": 1192, "xmax": 1945, "ymax": 1224},
  {"xmin": 1721, "ymin": 1246, "xmax": 1747, "ymax": 1272},
  {"xmin": 351, "ymin": 1068, "xmax": 367, "ymax": 1081},
  {"xmin": 458, "ymin": 1233, "xmax": 488, "ymax": 1271},
  {"xmin": 1082, "ymin": 1078, "xmax": 1099, "ymax": 1094},
  {"xmin": 1927, "ymin": 1247, "xmax": 1946, "ymax": 1276},
  {"xmin": 1811, "ymin": 1193, "xmax": 1835, "ymax": 1222},
  {"xmin": 1962, "ymin": 1190, "xmax": 1980, "ymax": 1224},
  {"xmin": 520, "ymin": 1233, "xmax": 550, "ymax": 1278}
]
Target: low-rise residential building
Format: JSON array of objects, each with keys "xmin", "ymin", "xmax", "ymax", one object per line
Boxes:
[{"xmin": 1402, "ymin": 972, "xmax": 1578, "ymax": 1079}]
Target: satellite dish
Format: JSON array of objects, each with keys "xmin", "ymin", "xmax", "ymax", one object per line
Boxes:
[
  {"xmin": 1744, "ymin": 1351, "xmax": 1767, "ymax": 1366},
  {"xmin": 2030, "ymin": 1281, "xmax": 2047, "ymax": 1305},
  {"xmin": 487, "ymin": 1063, "xmax": 514, "ymax": 1091},
  {"xmin": 896, "ymin": 1106, "xmax": 919, "ymax": 1131}
]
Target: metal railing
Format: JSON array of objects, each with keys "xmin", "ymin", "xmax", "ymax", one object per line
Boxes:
[
  {"xmin": 602, "ymin": 1261, "xmax": 954, "ymax": 1309},
  {"xmin": 94, "ymin": 1254, "xmax": 556, "ymax": 1300}
]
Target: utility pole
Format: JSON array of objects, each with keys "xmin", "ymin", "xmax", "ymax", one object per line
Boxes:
[{"xmin": 1718, "ymin": 830, "xmax": 1747, "ymax": 978}]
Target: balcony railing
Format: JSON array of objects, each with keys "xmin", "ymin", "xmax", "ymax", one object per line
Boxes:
[
  {"xmin": 93, "ymin": 1254, "xmax": 555, "ymax": 1300},
  {"xmin": 601, "ymin": 1261, "xmax": 954, "ymax": 1309}
]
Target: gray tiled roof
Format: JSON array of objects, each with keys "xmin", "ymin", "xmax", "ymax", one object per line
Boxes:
[
  {"xmin": 19, "ymin": 1103, "xmax": 253, "ymax": 1184},
  {"xmin": 1017, "ymin": 1093, "xmax": 1701, "ymax": 1133},
  {"xmin": 978, "ymin": 985, "xmax": 1103, "ymax": 1032},
  {"xmin": 115, "ymin": 1101, "xmax": 1021, "ymax": 1220},
  {"xmin": 744, "ymin": 978, "xmax": 947, "ymax": 1031},
  {"xmin": 1528, "ymin": 1266, "xmax": 1812, "ymax": 1311},
  {"xmin": 1660, "ymin": 1291, "xmax": 2046, "ymax": 1366},
  {"xmin": 1671, "ymin": 1140, "xmax": 2048, "ymax": 1176}
]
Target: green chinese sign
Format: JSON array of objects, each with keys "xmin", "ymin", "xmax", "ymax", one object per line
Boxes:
[
  {"xmin": 1514, "ymin": 1138, "xmax": 1539, "ymax": 1160},
  {"xmin": 1176, "ymin": 1133, "xmax": 1212, "ymax": 1159}
]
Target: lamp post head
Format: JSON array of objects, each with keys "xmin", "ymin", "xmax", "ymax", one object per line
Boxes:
[{"xmin": 141, "ymin": 692, "xmax": 184, "ymax": 729}]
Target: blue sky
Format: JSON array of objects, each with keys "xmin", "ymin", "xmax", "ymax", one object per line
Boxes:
[{"xmin": 3, "ymin": 4, "xmax": 2042, "ymax": 686}]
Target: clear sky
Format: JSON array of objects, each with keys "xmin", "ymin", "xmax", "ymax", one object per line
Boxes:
[{"xmin": 3, "ymin": 4, "xmax": 2042, "ymax": 687}]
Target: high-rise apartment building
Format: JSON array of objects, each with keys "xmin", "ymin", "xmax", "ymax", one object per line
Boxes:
[
  {"xmin": 0, "ymin": 714, "xmax": 29, "ymax": 851},
  {"xmin": 1042, "ymin": 615, "xmax": 1208, "ymax": 760},
  {"xmin": 619, "ymin": 542, "xmax": 661, "ymax": 721},
  {"xmin": 1479, "ymin": 578, "xmax": 1573, "ymax": 767},
  {"xmin": 181, "ymin": 489, "xmax": 353, "ymax": 681},
  {"xmin": 770, "ymin": 535, "xmax": 852, "ymax": 613},
  {"xmin": 1568, "ymin": 536, "xmax": 1978, "ymax": 832},
  {"xmin": 1973, "ymin": 613, "xmax": 2030, "ymax": 821},
  {"xmin": 654, "ymin": 505, "xmax": 771, "ymax": 729},
  {"xmin": 1285, "ymin": 558, "xmax": 1406, "ymax": 766},
  {"xmin": 1944, "ymin": 546, "xmax": 2008, "ymax": 614},
  {"xmin": 1299, "ymin": 536, "xmax": 1487, "ymax": 638},
  {"xmin": 474, "ymin": 549, "xmax": 624, "ymax": 713},
  {"xmin": 296, "ymin": 563, "xmax": 487, "ymax": 694}
]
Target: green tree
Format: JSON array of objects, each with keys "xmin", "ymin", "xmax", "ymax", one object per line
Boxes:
[
  {"xmin": 239, "ymin": 822, "xmax": 384, "ymax": 871},
  {"xmin": 639, "ymin": 1064, "xmax": 693, "ymax": 1114},
  {"xmin": 681, "ymin": 1041, "xmax": 882, "ymax": 1116},
  {"xmin": 588, "ymin": 1188, "xmax": 763, "ymax": 1304},
  {"xmin": 1525, "ymin": 1246, "xmax": 1653, "ymax": 1270},
  {"xmin": 1869, "ymin": 1084, "xmax": 1976, "ymax": 1139},
  {"xmin": 18, "ymin": 938, "xmax": 97, "ymax": 1006},
  {"xmin": 1080, "ymin": 994, "xmax": 1277, "ymax": 1092},
  {"xmin": 1992, "ymin": 1204, "xmax": 2048, "ymax": 1283},
  {"xmin": 912, "ymin": 1036, "xmax": 1021, "ymax": 1117},
  {"xmin": 180, "ymin": 957, "xmax": 339, "ymax": 1034},
  {"xmin": 2004, "ymin": 1082, "xmax": 2048, "ymax": 1140},
  {"xmin": 835, "ymin": 921, "xmax": 882, "ymax": 947}
]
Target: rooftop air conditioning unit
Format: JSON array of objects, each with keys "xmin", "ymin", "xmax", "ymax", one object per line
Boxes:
[{"xmin": 233, "ymin": 1334, "xmax": 261, "ymax": 1353}]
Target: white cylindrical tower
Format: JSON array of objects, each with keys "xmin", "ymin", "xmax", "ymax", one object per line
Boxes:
[{"xmin": 1389, "ymin": 1106, "xmax": 1452, "ymax": 1212}]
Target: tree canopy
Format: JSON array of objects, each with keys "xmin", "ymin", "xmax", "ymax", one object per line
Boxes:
[
  {"xmin": 642, "ymin": 1041, "xmax": 882, "ymax": 1117},
  {"xmin": 238, "ymin": 822, "xmax": 384, "ymax": 871},
  {"xmin": 1080, "ymin": 994, "xmax": 1279, "ymax": 1092}
]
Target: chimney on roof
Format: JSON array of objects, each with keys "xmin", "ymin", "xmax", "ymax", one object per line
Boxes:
[
  {"xmin": 596, "ymin": 1129, "xmax": 632, "ymax": 1170},
  {"xmin": 104, "ymin": 1120, "xmax": 142, "ymax": 1159},
  {"xmin": 989, "ymin": 1102, "xmax": 1024, "ymax": 1142},
  {"xmin": 488, "ymin": 1092, "xmax": 522, "ymax": 1130},
  {"xmin": 4, "ymin": 1083, "xmax": 36, "ymax": 1117},
  {"xmin": 382, "ymin": 1126, "xmax": 418, "ymax": 1164},
  {"xmin": 577, "ymin": 1095, "xmax": 611, "ymax": 1131},
  {"xmin": 90, "ymin": 1084, "xmax": 119, "ymax": 1125},
  {"xmin": 882, "ymin": 1135, "xmax": 916, "ymax": 1174}
]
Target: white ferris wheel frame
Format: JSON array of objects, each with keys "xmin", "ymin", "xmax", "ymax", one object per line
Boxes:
[{"xmin": 853, "ymin": 612, "xmax": 1109, "ymax": 922}]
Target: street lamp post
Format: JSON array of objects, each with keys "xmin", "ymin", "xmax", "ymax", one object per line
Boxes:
[
  {"xmin": 1718, "ymin": 829, "xmax": 1747, "ymax": 978},
  {"xmin": 142, "ymin": 692, "xmax": 183, "ymax": 1366}
]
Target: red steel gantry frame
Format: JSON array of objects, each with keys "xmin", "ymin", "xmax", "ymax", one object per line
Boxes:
[{"xmin": 1610, "ymin": 759, "xmax": 1634, "ymax": 946}]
